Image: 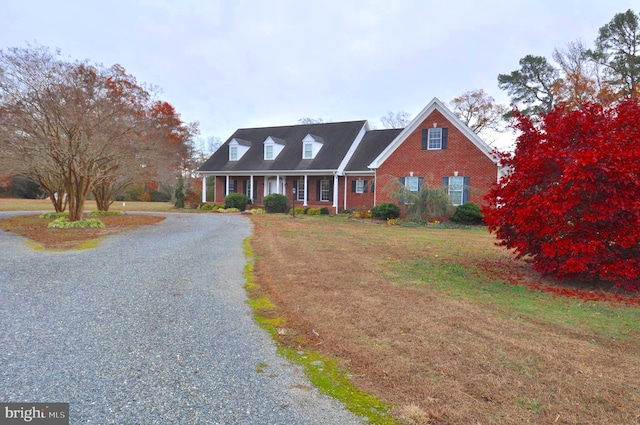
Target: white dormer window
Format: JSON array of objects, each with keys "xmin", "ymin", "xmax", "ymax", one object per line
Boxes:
[
  {"xmin": 302, "ymin": 134, "xmax": 324, "ymax": 159},
  {"xmin": 263, "ymin": 136, "xmax": 285, "ymax": 160},
  {"xmin": 229, "ymin": 138, "xmax": 250, "ymax": 161},
  {"xmin": 303, "ymin": 142, "xmax": 313, "ymax": 159}
]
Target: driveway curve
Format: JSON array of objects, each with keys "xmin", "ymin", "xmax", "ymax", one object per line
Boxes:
[{"xmin": 0, "ymin": 212, "xmax": 363, "ymax": 425}]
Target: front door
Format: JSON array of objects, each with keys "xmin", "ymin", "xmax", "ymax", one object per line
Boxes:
[{"xmin": 268, "ymin": 179, "xmax": 277, "ymax": 195}]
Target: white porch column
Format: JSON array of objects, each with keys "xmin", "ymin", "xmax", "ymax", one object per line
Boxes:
[
  {"xmin": 201, "ymin": 175, "xmax": 207, "ymax": 203},
  {"xmin": 225, "ymin": 175, "xmax": 230, "ymax": 196},
  {"xmin": 343, "ymin": 175, "xmax": 347, "ymax": 211},
  {"xmin": 249, "ymin": 175, "xmax": 254, "ymax": 201},
  {"xmin": 303, "ymin": 175, "xmax": 308, "ymax": 206},
  {"xmin": 373, "ymin": 170, "xmax": 377, "ymax": 206},
  {"xmin": 263, "ymin": 176, "xmax": 268, "ymax": 197},
  {"xmin": 333, "ymin": 174, "xmax": 339, "ymax": 213},
  {"xmin": 276, "ymin": 175, "xmax": 280, "ymax": 194}
]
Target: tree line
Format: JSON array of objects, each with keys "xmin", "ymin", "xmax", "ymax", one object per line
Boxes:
[{"xmin": 377, "ymin": 9, "xmax": 640, "ymax": 146}]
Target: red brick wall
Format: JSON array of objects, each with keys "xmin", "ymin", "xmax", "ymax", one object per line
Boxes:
[
  {"xmin": 343, "ymin": 176, "xmax": 375, "ymax": 211},
  {"xmin": 375, "ymin": 110, "xmax": 497, "ymax": 207}
]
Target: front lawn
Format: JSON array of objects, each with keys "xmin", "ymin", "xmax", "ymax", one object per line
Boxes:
[{"xmin": 249, "ymin": 214, "xmax": 640, "ymax": 425}]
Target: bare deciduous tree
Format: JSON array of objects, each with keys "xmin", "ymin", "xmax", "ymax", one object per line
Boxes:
[
  {"xmin": 0, "ymin": 44, "xmax": 195, "ymax": 219},
  {"xmin": 449, "ymin": 89, "xmax": 508, "ymax": 137},
  {"xmin": 380, "ymin": 111, "xmax": 411, "ymax": 129},
  {"xmin": 297, "ymin": 117, "xmax": 324, "ymax": 124}
]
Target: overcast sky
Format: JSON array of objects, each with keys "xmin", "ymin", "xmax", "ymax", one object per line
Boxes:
[{"xmin": 2, "ymin": 1, "xmax": 637, "ymax": 149}]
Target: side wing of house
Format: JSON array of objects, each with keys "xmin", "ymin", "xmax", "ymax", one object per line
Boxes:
[{"xmin": 369, "ymin": 97, "xmax": 499, "ymax": 207}]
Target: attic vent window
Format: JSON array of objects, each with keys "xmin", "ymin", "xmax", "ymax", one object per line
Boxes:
[{"xmin": 229, "ymin": 146, "xmax": 238, "ymax": 161}]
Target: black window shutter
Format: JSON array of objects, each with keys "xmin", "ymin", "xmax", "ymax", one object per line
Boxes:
[
  {"xmin": 442, "ymin": 176, "xmax": 449, "ymax": 187},
  {"xmin": 398, "ymin": 177, "xmax": 405, "ymax": 205},
  {"xmin": 463, "ymin": 176, "xmax": 470, "ymax": 204},
  {"xmin": 363, "ymin": 181, "xmax": 368, "ymax": 193},
  {"xmin": 351, "ymin": 180, "xmax": 356, "ymax": 192},
  {"xmin": 243, "ymin": 179, "xmax": 248, "ymax": 196},
  {"xmin": 418, "ymin": 176, "xmax": 424, "ymax": 191},
  {"xmin": 442, "ymin": 128, "xmax": 448, "ymax": 149},
  {"xmin": 316, "ymin": 180, "xmax": 321, "ymax": 201},
  {"xmin": 329, "ymin": 181, "xmax": 333, "ymax": 202},
  {"xmin": 421, "ymin": 129, "xmax": 428, "ymax": 150},
  {"xmin": 371, "ymin": 180, "xmax": 375, "ymax": 193}
]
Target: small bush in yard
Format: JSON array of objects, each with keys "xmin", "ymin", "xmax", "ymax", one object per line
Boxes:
[
  {"xmin": 200, "ymin": 203, "xmax": 215, "ymax": 211},
  {"xmin": 40, "ymin": 212, "xmax": 69, "ymax": 220},
  {"xmin": 450, "ymin": 202, "xmax": 483, "ymax": 225},
  {"xmin": 89, "ymin": 210, "xmax": 122, "ymax": 217},
  {"xmin": 183, "ymin": 190, "xmax": 201, "ymax": 209},
  {"xmin": 224, "ymin": 193, "xmax": 250, "ymax": 211},
  {"xmin": 370, "ymin": 202, "xmax": 401, "ymax": 220},
  {"xmin": 48, "ymin": 217, "xmax": 105, "ymax": 229},
  {"xmin": 320, "ymin": 207, "xmax": 329, "ymax": 215},
  {"xmin": 306, "ymin": 207, "xmax": 321, "ymax": 215},
  {"xmin": 262, "ymin": 194, "xmax": 289, "ymax": 213}
]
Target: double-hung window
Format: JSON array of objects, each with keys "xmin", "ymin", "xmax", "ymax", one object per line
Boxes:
[
  {"xmin": 422, "ymin": 128, "xmax": 448, "ymax": 150},
  {"xmin": 428, "ymin": 128, "xmax": 442, "ymax": 149},
  {"xmin": 355, "ymin": 180, "xmax": 365, "ymax": 193},
  {"xmin": 229, "ymin": 146, "xmax": 238, "ymax": 161},
  {"xmin": 405, "ymin": 176, "xmax": 420, "ymax": 192},
  {"xmin": 448, "ymin": 176, "xmax": 464, "ymax": 206},
  {"xmin": 228, "ymin": 179, "xmax": 237, "ymax": 194},
  {"xmin": 296, "ymin": 180, "xmax": 305, "ymax": 201},
  {"xmin": 303, "ymin": 143, "xmax": 313, "ymax": 159},
  {"xmin": 265, "ymin": 145, "xmax": 274, "ymax": 160},
  {"xmin": 320, "ymin": 179, "xmax": 331, "ymax": 201}
]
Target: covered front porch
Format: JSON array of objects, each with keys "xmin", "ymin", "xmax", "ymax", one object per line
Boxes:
[{"xmin": 200, "ymin": 173, "xmax": 340, "ymax": 212}]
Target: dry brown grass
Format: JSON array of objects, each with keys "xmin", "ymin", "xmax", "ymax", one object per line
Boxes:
[
  {"xmin": 0, "ymin": 198, "xmax": 175, "ymax": 212},
  {"xmin": 250, "ymin": 214, "xmax": 640, "ymax": 425}
]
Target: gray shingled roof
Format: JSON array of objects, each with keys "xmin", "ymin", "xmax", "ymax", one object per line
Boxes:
[
  {"xmin": 198, "ymin": 121, "xmax": 368, "ymax": 173},
  {"xmin": 344, "ymin": 129, "xmax": 402, "ymax": 172}
]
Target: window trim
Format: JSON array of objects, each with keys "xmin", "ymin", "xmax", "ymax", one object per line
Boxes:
[
  {"xmin": 303, "ymin": 142, "xmax": 313, "ymax": 159},
  {"xmin": 447, "ymin": 176, "xmax": 465, "ymax": 206},
  {"xmin": 296, "ymin": 179, "xmax": 305, "ymax": 201},
  {"xmin": 264, "ymin": 144, "xmax": 274, "ymax": 160},
  {"xmin": 428, "ymin": 128, "xmax": 442, "ymax": 150},
  {"xmin": 320, "ymin": 179, "xmax": 331, "ymax": 202},
  {"xmin": 229, "ymin": 145, "xmax": 238, "ymax": 161},
  {"xmin": 228, "ymin": 179, "xmax": 237, "ymax": 194},
  {"xmin": 405, "ymin": 176, "xmax": 420, "ymax": 192},
  {"xmin": 355, "ymin": 180, "xmax": 365, "ymax": 194}
]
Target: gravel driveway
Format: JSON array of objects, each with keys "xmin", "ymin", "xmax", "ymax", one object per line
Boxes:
[{"xmin": 0, "ymin": 213, "xmax": 363, "ymax": 425}]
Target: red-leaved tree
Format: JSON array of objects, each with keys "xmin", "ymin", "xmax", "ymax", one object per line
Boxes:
[{"xmin": 484, "ymin": 99, "xmax": 640, "ymax": 291}]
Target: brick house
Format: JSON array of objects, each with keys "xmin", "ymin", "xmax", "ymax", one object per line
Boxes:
[{"xmin": 197, "ymin": 98, "xmax": 499, "ymax": 213}]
